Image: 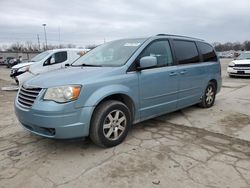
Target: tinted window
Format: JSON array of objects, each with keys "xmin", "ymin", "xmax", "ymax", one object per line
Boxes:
[
  {"xmin": 173, "ymin": 40, "xmax": 199, "ymax": 64},
  {"xmin": 54, "ymin": 51, "xmax": 67, "ymax": 63},
  {"xmin": 198, "ymin": 42, "xmax": 217, "ymax": 62},
  {"xmin": 139, "ymin": 40, "xmax": 173, "ymax": 67}
]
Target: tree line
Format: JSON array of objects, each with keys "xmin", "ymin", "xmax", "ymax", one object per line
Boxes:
[
  {"xmin": 1, "ymin": 40, "xmax": 250, "ymax": 52},
  {"xmin": 0, "ymin": 41, "xmax": 98, "ymax": 52},
  {"xmin": 213, "ymin": 41, "xmax": 250, "ymax": 52}
]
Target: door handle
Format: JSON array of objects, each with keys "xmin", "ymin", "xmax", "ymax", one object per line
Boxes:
[
  {"xmin": 180, "ymin": 70, "xmax": 187, "ymax": 75},
  {"xmin": 169, "ymin": 72, "xmax": 177, "ymax": 76}
]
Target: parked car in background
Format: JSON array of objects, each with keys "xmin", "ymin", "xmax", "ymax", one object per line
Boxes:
[
  {"xmin": 7, "ymin": 56, "xmax": 22, "ymax": 68},
  {"xmin": 11, "ymin": 48, "xmax": 89, "ymax": 85},
  {"xmin": 5, "ymin": 57, "xmax": 15, "ymax": 67},
  {"xmin": 0, "ymin": 57, "xmax": 4, "ymax": 65},
  {"xmin": 227, "ymin": 51, "xmax": 250, "ymax": 77},
  {"xmin": 15, "ymin": 34, "xmax": 221, "ymax": 147}
]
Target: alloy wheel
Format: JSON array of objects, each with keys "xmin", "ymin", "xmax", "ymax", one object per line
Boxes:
[{"xmin": 103, "ymin": 110, "xmax": 127, "ymax": 141}]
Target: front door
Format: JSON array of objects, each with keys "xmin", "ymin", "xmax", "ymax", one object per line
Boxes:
[{"xmin": 138, "ymin": 40, "xmax": 179, "ymax": 120}]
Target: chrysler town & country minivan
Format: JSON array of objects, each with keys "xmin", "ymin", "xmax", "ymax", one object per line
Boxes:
[{"xmin": 15, "ymin": 34, "xmax": 221, "ymax": 147}]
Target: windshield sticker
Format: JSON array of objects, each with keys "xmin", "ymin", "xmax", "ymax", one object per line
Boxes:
[{"xmin": 124, "ymin": 43, "xmax": 141, "ymax": 47}]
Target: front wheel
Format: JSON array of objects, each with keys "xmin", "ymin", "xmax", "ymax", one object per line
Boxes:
[
  {"xmin": 199, "ymin": 82, "xmax": 216, "ymax": 108},
  {"xmin": 90, "ymin": 100, "xmax": 131, "ymax": 148}
]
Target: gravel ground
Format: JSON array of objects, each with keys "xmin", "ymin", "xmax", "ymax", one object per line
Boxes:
[{"xmin": 1, "ymin": 59, "xmax": 250, "ymax": 188}]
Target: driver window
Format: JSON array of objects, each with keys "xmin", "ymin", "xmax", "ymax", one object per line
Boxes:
[
  {"xmin": 53, "ymin": 51, "xmax": 67, "ymax": 64},
  {"xmin": 139, "ymin": 40, "xmax": 173, "ymax": 67},
  {"xmin": 44, "ymin": 51, "xmax": 67, "ymax": 66}
]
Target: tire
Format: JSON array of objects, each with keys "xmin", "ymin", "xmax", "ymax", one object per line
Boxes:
[
  {"xmin": 90, "ymin": 100, "xmax": 131, "ymax": 148},
  {"xmin": 199, "ymin": 82, "xmax": 216, "ymax": 108}
]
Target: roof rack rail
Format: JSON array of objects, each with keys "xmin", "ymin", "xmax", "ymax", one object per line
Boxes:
[{"xmin": 156, "ymin": 34, "xmax": 204, "ymax": 41}]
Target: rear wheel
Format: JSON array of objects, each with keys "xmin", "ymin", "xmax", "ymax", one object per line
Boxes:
[
  {"xmin": 199, "ymin": 82, "xmax": 216, "ymax": 108},
  {"xmin": 90, "ymin": 100, "xmax": 131, "ymax": 147}
]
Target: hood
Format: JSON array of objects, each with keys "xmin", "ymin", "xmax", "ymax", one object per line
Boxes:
[
  {"xmin": 24, "ymin": 66, "xmax": 121, "ymax": 88},
  {"xmin": 12, "ymin": 62, "xmax": 33, "ymax": 69},
  {"xmin": 232, "ymin": 59, "xmax": 250, "ymax": 65}
]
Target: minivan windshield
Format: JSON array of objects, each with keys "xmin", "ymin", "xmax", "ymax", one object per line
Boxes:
[
  {"xmin": 30, "ymin": 51, "xmax": 50, "ymax": 62},
  {"xmin": 237, "ymin": 52, "xmax": 250, "ymax": 60},
  {"xmin": 72, "ymin": 38, "xmax": 146, "ymax": 67}
]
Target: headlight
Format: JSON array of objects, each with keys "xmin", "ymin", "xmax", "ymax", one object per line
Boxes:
[
  {"xmin": 228, "ymin": 62, "xmax": 235, "ymax": 67},
  {"xmin": 18, "ymin": 66, "xmax": 30, "ymax": 72},
  {"xmin": 43, "ymin": 85, "xmax": 81, "ymax": 103}
]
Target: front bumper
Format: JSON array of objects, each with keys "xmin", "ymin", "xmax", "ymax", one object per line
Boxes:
[
  {"xmin": 15, "ymin": 96, "xmax": 94, "ymax": 139},
  {"xmin": 227, "ymin": 67, "xmax": 250, "ymax": 76}
]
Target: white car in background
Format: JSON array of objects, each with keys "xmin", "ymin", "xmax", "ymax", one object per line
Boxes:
[
  {"xmin": 227, "ymin": 51, "xmax": 250, "ymax": 77},
  {"xmin": 11, "ymin": 48, "xmax": 89, "ymax": 85}
]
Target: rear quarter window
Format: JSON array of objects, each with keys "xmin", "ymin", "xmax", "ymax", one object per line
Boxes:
[
  {"xmin": 197, "ymin": 42, "xmax": 217, "ymax": 62},
  {"xmin": 173, "ymin": 40, "xmax": 200, "ymax": 64}
]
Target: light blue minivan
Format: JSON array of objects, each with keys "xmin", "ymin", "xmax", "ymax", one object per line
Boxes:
[{"xmin": 15, "ymin": 34, "xmax": 221, "ymax": 147}]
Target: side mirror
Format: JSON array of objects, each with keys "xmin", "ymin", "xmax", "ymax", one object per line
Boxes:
[
  {"xmin": 50, "ymin": 57, "xmax": 55, "ymax": 64},
  {"xmin": 65, "ymin": 63, "xmax": 70, "ymax": 67},
  {"xmin": 138, "ymin": 56, "xmax": 157, "ymax": 70}
]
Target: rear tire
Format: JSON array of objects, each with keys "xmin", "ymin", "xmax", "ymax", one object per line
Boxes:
[
  {"xmin": 199, "ymin": 82, "xmax": 216, "ymax": 108},
  {"xmin": 90, "ymin": 100, "xmax": 131, "ymax": 148}
]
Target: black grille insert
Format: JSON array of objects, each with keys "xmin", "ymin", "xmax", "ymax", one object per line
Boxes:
[{"xmin": 18, "ymin": 86, "xmax": 42, "ymax": 108}]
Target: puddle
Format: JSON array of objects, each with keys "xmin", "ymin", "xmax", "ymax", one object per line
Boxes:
[
  {"xmin": 220, "ymin": 113, "xmax": 250, "ymax": 126},
  {"xmin": 220, "ymin": 113, "xmax": 250, "ymax": 136}
]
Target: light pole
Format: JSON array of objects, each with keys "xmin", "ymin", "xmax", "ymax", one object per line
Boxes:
[{"xmin": 42, "ymin": 24, "xmax": 48, "ymax": 49}]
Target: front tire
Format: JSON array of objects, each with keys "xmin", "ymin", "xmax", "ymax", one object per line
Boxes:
[
  {"xmin": 199, "ymin": 82, "xmax": 216, "ymax": 108},
  {"xmin": 90, "ymin": 100, "xmax": 131, "ymax": 148}
]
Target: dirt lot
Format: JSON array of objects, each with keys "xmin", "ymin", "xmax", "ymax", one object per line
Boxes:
[{"xmin": 1, "ymin": 59, "xmax": 250, "ymax": 188}]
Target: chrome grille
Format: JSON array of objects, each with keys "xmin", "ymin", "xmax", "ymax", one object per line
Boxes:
[
  {"xmin": 234, "ymin": 64, "xmax": 250, "ymax": 70},
  {"xmin": 235, "ymin": 64, "xmax": 250, "ymax": 67},
  {"xmin": 18, "ymin": 86, "xmax": 42, "ymax": 108}
]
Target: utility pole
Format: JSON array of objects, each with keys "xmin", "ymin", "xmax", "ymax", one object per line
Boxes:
[
  {"xmin": 42, "ymin": 24, "xmax": 48, "ymax": 49},
  {"xmin": 37, "ymin": 34, "xmax": 40, "ymax": 50},
  {"xmin": 58, "ymin": 26, "xmax": 61, "ymax": 46}
]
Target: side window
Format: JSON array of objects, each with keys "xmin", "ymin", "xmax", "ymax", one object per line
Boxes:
[
  {"xmin": 54, "ymin": 51, "xmax": 67, "ymax": 64},
  {"xmin": 173, "ymin": 40, "xmax": 199, "ymax": 64},
  {"xmin": 197, "ymin": 42, "xmax": 217, "ymax": 62},
  {"xmin": 139, "ymin": 40, "xmax": 173, "ymax": 67}
]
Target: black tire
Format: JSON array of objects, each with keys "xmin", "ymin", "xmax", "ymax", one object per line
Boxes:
[
  {"xmin": 199, "ymin": 82, "xmax": 216, "ymax": 108},
  {"xmin": 90, "ymin": 100, "xmax": 131, "ymax": 148}
]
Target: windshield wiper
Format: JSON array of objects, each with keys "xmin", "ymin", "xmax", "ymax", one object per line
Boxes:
[{"xmin": 80, "ymin": 63, "xmax": 102, "ymax": 67}]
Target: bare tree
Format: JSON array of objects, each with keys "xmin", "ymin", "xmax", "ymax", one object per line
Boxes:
[
  {"xmin": 244, "ymin": 41, "xmax": 250, "ymax": 51},
  {"xmin": 213, "ymin": 42, "xmax": 246, "ymax": 52}
]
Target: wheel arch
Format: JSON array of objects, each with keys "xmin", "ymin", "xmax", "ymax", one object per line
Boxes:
[
  {"xmin": 209, "ymin": 79, "xmax": 218, "ymax": 92},
  {"xmin": 92, "ymin": 93, "xmax": 136, "ymax": 123}
]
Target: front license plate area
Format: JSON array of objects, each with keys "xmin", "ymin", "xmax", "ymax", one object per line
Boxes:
[{"xmin": 237, "ymin": 71, "xmax": 245, "ymax": 74}]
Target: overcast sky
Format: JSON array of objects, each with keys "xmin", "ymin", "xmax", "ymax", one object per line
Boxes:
[{"xmin": 0, "ymin": 0, "xmax": 250, "ymax": 47}]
